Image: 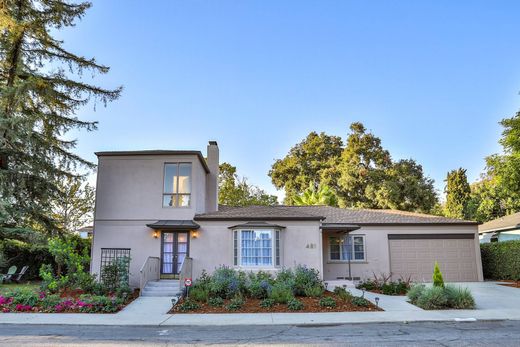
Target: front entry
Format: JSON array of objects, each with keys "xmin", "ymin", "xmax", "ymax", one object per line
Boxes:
[{"xmin": 161, "ymin": 231, "xmax": 189, "ymax": 278}]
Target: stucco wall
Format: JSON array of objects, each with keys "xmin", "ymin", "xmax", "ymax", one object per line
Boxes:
[{"xmin": 322, "ymin": 225, "xmax": 483, "ymax": 282}]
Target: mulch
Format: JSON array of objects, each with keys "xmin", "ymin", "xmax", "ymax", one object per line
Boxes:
[
  {"xmin": 498, "ymin": 280, "xmax": 520, "ymax": 288},
  {"xmin": 169, "ymin": 291, "xmax": 382, "ymax": 314}
]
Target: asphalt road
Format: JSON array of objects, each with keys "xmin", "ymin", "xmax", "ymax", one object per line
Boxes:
[{"xmin": 0, "ymin": 320, "xmax": 519, "ymax": 346}]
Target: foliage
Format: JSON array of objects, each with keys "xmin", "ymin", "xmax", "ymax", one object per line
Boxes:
[
  {"xmin": 260, "ymin": 298, "xmax": 275, "ymax": 308},
  {"xmin": 207, "ymin": 266, "xmax": 247, "ymax": 299},
  {"xmin": 351, "ymin": 296, "xmax": 370, "ymax": 307},
  {"xmin": 333, "ymin": 286, "xmax": 353, "ymax": 301},
  {"xmin": 287, "ymin": 298, "xmax": 304, "ymax": 311},
  {"xmin": 177, "ymin": 299, "xmax": 200, "ymax": 312},
  {"xmin": 0, "ymin": 238, "xmax": 56, "ymax": 279},
  {"xmin": 432, "ymin": 262, "xmax": 445, "ymax": 288},
  {"xmin": 481, "ymin": 240, "xmax": 520, "ymax": 280},
  {"xmin": 304, "ymin": 284, "xmax": 324, "ymax": 298},
  {"xmin": 269, "ymin": 123, "xmax": 438, "ymax": 212},
  {"xmin": 356, "ymin": 274, "xmax": 410, "ymax": 295},
  {"xmin": 293, "ymin": 183, "xmax": 338, "ymax": 207},
  {"xmin": 293, "ymin": 265, "xmax": 322, "ymax": 296},
  {"xmin": 6, "ymin": 288, "xmax": 39, "ymax": 307},
  {"xmin": 219, "ymin": 163, "xmax": 278, "ymax": 206},
  {"xmin": 100, "ymin": 256, "xmax": 131, "ymax": 292},
  {"xmin": 445, "ymin": 285, "xmax": 475, "ymax": 309},
  {"xmin": 207, "ymin": 297, "xmax": 224, "ymax": 307},
  {"xmin": 269, "ymin": 282, "xmax": 294, "ymax": 304},
  {"xmin": 406, "ymin": 284, "xmax": 426, "ymax": 304},
  {"xmin": 318, "ymin": 296, "xmax": 336, "ymax": 308},
  {"xmin": 416, "ymin": 286, "xmax": 448, "ymax": 310},
  {"xmin": 225, "ymin": 296, "xmax": 245, "ymax": 311},
  {"xmin": 444, "ymin": 168, "xmax": 471, "ymax": 219},
  {"xmin": 0, "ymin": 0, "xmax": 121, "ymax": 237},
  {"xmin": 248, "ymin": 278, "xmax": 272, "ymax": 299},
  {"xmin": 189, "ymin": 285, "xmax": 209, "ymax": 303}
]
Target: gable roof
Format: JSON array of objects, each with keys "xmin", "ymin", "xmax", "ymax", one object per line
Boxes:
[
  {"xmin": 95, "ymin": 150, "xmax": 210, "ymax": 173},
  {"xmin": 194, "ymin": 205, "xmax": 477, "ymax": 225},
  {"xmin": 479, "ymin": 212, "xmax": 520, "ymax": 233}
]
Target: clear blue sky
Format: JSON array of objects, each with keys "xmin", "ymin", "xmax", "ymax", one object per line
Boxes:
[{"xmin": 65, "ymin": 1, "xmax": 520, "ymax": 201}]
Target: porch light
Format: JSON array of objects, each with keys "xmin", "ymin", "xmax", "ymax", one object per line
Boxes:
[
  {"xmin": 153, "ymin": 230, "xmax": 159, "ymax": 239},
  {"xmin": 191, "ymin": 230, "xmax": 199, "ymax": 239}
]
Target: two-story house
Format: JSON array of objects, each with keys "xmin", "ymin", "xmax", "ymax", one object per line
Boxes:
[{"xmin": 91, "ymin": 141, "xmax": 483, "ymax": 295}]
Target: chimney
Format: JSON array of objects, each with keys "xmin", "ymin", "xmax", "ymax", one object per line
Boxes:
[{"xmin": 206, "ymin": 141, "xmax": 219, "ymax": 212}]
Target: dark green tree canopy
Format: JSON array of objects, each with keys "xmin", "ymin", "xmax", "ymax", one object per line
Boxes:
[
  {"xmin": 219, "ymin": 163, "xmax": 278, "ymax": 207},
  {"xmin": 444, "ymin": 168, "xmax": 471, "ymax": 219},
  {"xmin": 0, "ymin": 0, "xmax": 121, "ymax": 236}
]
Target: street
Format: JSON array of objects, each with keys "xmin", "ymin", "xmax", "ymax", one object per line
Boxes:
[{"xmin": 0, "ymin": 320, "xmax": 519, "ymax": 346}]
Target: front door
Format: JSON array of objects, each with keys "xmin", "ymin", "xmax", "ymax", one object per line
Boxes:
[{"xmin": 161, "ymin": 231, "xmax": 189, "ymax": 277}]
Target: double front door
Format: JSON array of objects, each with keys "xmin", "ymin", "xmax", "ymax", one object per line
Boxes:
[{"xmin": 161, "ymin": 232, "xmax": 189, "ymax": 276}]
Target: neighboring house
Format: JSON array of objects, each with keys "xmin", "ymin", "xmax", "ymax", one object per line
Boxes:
[
  {"xmin": 90, "ymin": 141, "xmax": 483, "ymax": 290},
  {"xmin": 479, "ymin": 212, "xmax": 520, "ymax": 243},
  {"xmin": 76, "ymin": 226, "xmax": 93, "ymax": 239}
]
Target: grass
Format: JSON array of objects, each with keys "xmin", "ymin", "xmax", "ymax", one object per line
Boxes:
[{"xmin": 0, "ymin": 281, "xmax": 41, "ymax": 294}]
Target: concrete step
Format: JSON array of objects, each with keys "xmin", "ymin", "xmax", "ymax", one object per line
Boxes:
[
  {"xmin": 141, "ymin": 291, "xmax": 179, "ymax": 297},
  {"xmin": 146, "ymin": 281, "xmax": 180, "ymax": 288}
]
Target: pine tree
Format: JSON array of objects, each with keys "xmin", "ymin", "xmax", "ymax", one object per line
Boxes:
[
  {"xmin": 432, "ymin": 262, "xmax": 445, "ymax": 288},
  {"xmin": 0, "ymin": 0, "xmax": 121, "ymax": 237},
  {"xmin": 444, "ymin": 168, "xmax": 471, "ymax": 219}
]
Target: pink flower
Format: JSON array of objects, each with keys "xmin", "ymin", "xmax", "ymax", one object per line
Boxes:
[
  {"xmin": 0, "ymin": 296, "xmax": 7, "ymax": 305},
  {"xmin": 76, "ymin": 300, "xmax": 86, "ymax": 307},
  {"xmin": 54, "ymin": 304, "xmax": 64, "ymax": 312},
  {"xmin": 62, "ymin": 300, "xmax": 73, "ymax": 307},
  {"xmin": 39, "ymin": 292, "xmax": 46, "ymax": 299},
  {"xmin": 2, "ymin": 307, "xmax": 9, "ymax": 313}
]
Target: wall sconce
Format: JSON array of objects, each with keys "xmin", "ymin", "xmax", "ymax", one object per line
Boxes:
[
  {"xmin": 191, "ymin": 230, "xmax": 199, "ymax": 239},
  {"xmin": 153, "ymin": 230, "xmax": 159, "ymax": 239}
]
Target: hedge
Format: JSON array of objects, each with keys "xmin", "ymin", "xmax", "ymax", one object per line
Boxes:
[{"xmin": 480, "ymin": 240, "xmax": 520, "ymax": 280}]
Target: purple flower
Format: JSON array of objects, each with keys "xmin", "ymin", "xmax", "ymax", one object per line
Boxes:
[
  {"xmin": 76, "ymin": 300, "xmax": 86, "ymax": 307},
  {"xmin": 0, "ymin": 296, "xmax": 7, "ymax": 305},
  {"xmin": 54, "ymin": 304, "xmax": 64, "ymax": 312}
]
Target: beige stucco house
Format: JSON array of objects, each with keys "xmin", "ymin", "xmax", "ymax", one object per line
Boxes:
[{"xmin": 90, "ymin": 141, "xmax": 483, "ymax": 294}]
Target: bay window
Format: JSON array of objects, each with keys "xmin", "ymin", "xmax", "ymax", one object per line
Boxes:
[
  {"xmin": 233, "ymin": 229, "xmax": 281, "ymax": 267},
  {"xmin": 329, "ymin": 235, "xmax": 365, "ymax": 261}
]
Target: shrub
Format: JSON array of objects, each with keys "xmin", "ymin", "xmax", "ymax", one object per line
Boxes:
[
  {"xmin": 269, "ymin": 282, "xmax": 294, "ymax": 304},
  {"xmin": 333, "ymin": 287, "xmax": 353, "ymax": 301},
  {"xmin": 226, "ymin": 296, "xmax": 244, "ymax": 311},
  {"xmin": 189, "ymin": 286, "xmax": 209, "ymax": 303},
  {"xmin": 432, "ymin": 262, "xmax": 445, "ymax": 288},
  {"xmin": 287, "ymin": 298, "xmax": 304, "ymax": 311},
  {"xmin": 481, "ymin": 240, "xmax": 520, "ymax": 280},
  {"xmin": 260, "ymin": 298, "xmax": 275, "ymax": 308},
  {"xmin": 207, "ymin": 297, "xmax": 224, "ymax": 307},
  {"xmin": 319, "ymin": 297, "xmax": 336, "ymax": 308},
  {"xmin": 1, "ymin": 239, "xmax": 56, "ymax": 280},
  {"xmin": 209, "ymin": 266, "xmax": 245, "ymax": 299},
  {"xmin": 276, "ymin": 268, "xmax": 295, "ymax": 289},
  {"xmin": 101, "ymin": 256, "xmax": 131, "ymax": 292},
  {"xmin": 77, "ymin": 295, "xmax": 125, "ymax": 313},
  {"xmin": 351, "ymin": 296, "xmax": 370, "ymax": 307},
  {"xmin": 177, "ymin": 299, "xmax": 200, "ymax": 312},
  {"xmin": 248, "ymin": 279, "xmax": 271, "ymax": 299},
  {"xmin": 293, "ymin": 265, "xmax": 321, "ymax": 296},
  {"xmin": 304, "ymin": 284, "xmax": 324, "ymax": 298},
  {"xmin": 40, "ymin": 294, "xmax": 61, "ymax": 311},
  {"xmin": 356, "ymin": 279, "xmax": 377, "ymax": 291},
  {"xmin": 8, "ymin": 288, "xmax": 39, "ymax": 307},
  {"xmin": 416, "ymin": 286, "xmax": 448, "ymax": 310},
  {"xmin": 356, "ymin": 276, "xmax": 410, "ymax": 295},
  {"xmin": 407, "ymin": 284, "xmax": 426, "ymax": 304},
  {"xmin": 445, "ymin": 285, "xmax": 475, "ymax": 309}
]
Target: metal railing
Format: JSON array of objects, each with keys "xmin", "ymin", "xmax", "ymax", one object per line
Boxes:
[
  {"xmin": 179, "ymin": 257, "xmax": 193, "ymax": 290},
  {"xmin": 139, "ymin": 256, "xmax": 160, "ymax": 294}
]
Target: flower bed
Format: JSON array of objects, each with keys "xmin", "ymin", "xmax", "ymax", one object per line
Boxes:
[
  {"xmin": 169, "ymin": 266, "xmax": 382, "ymax": 314},
  {"xmin": 356, "ymin": 275, "xmax": 411, "ymax": 296}
]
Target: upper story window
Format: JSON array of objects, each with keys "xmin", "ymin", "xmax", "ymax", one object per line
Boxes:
[
  {"xmin": 163, "ymin": 163, "xmax": 192, "ymax": 207},
  {"xmin": 329, "ymin": 235, "xmax": 365, "ymax": 261}
]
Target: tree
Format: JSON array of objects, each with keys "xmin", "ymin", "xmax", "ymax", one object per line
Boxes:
[
  {"xmin": 269, "ymin": 132, "xmax": 343, "ymax": 204},
  {"xmin": 219, "ymin": 163, "xmax": 278, "ymax": 206},
  {"xmin": 0, "ymin": 1, "xmax": 121, "ymax": 236},
  {"xmin": 293, "ymin": 183, "xmax": 338, "ymax": 206},
  {"xmin": 466, "ymin": 175, "xmax": 505, "ymax": 223},
  {"xmin": 444, "ymin": 168, "xmax": 471, "ymax": 219},
  {"xmin": 50, "ymin": 176, "xmax": 95, "ymax": 234}
]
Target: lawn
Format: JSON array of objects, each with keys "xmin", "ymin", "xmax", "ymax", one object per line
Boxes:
[{"xmin": 0, "ymin": 282, "xmax": 41, "ymax": 294}]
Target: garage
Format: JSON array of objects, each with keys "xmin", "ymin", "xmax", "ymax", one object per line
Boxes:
[{"xmin": 388, "ymin": 234, "xmax": 479, "ymax": 282}]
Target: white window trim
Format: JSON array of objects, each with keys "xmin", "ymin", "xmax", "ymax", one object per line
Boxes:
[
  {"xmin": 328, "ymin": 234, "xmax": 366, "ymax": 263},
  {"xmin": 162, "ymin": 162, "xmax": 192, "ymax": 208},
  {"xmin": 233, "ymin": 228, "xmax": 282, "ymax": 269}
]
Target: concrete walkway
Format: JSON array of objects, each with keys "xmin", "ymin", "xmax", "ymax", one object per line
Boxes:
[{"xmin": 0, "ymin": 282, "xmax": 519, "ymax": 326}]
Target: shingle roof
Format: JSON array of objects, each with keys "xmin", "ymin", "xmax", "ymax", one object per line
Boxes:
[
  {"xmin": 194, "ymin": 205, "xmax": 477, "ymax": 225},
  {"xmin": 479, "ymin": 212, "xmax": 520, "ymax": 233}
]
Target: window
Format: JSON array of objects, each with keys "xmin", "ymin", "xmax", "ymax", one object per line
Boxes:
[
  {"xmin": 163, "ymin": 163, "xmax": 192, "ymax": 207},
  {"xmin": 233, "ymin": 229, "xmax": 281, "ymax": 267},
  {"xmin": 329, "ymin": 235, "xmax": 365, "ymax": 261}
]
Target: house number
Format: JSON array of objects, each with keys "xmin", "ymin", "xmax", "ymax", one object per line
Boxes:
[{"xmin": 306, "ymin": 243, "xmax": 316, "ymax": 249}]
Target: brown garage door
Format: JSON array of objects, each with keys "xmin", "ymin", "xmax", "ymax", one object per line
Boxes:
[{"xmin": 388, "ymin": 234, "xmax": 478, "ymax": 282}]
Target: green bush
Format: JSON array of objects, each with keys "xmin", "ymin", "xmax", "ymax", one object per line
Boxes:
[
  {"xmin": 226, "ymin": 296, "xmax": 244, "ymax": 311},
  {"xmin": 269, "ymin": 282, "xmax": 294, "ymax": 304},
  {"xmin": 189, "ymin": 286, "xmax": 209, "ymax": 303},
  {"xmin": 206, "ymin": 297, "xmax": 223, "ymax": 307},
  {"xmin": 351, "ymin": 296, "xmax": 369, "ymax": 307},
  {"xmin": 40, "ymin": 294, "xmax": 61, "ymax": 310},
  {"xmin": 293, "ymin": 265, "xmax": 321, "ymax": 296},
  {"xmin": 7, "ymin": 288, "xmax": 40, "ymax": 307},
  {"xmin": 209, "ymin": 266, "xmax": 246, "ymax": 299},
  {"xmin": 481, "ymin": 240, "xmax": 520, "ymax": 280},
  {"xmin": 248, "ymin": 279, "xmax": 271, "ymax": 299},
  {"xmin": 304, "ymin": 284, "xmax": 324, "ymax": 298},
  {"xmin": 276, "ymin": 268, "xmax": 295, "ymax": 288},
  {"xmin": 333, "ymin": 286, "xmax": 353, "ymax": 301},
  {"xmin": 287, "ymin": 298, "xmax": 304, "ymax": 311},
  {"xmin": 356, "ymin": 279, "xmax": 377, "ymax": 291},
  {"xmin": 319, "ymin": 297, "xmax": 336, "ymax": 308},
  {"xmin": 416, "ymin": 286, "xmax": 448, "ymax": 310},
  {"xmin": 177, "ymin": 299, "xmax": 200, "ymax": 312},
  {"xmin": 260, "ymin": 298, "xmax": 275, "ymax": 308},
  {"xmin": 356, "ymin": 277, "xmax": 410, "ymax": 295},
  {"xmin": 407, "ymin": 284, "xmax": 426, "ymax": 304},
  {"xmin": 432, "ymin": 262, "xmax": 445, "ymax": 288},
  {"xmin": 445, "ymin": 285, "xmax": 475, "ymax": 309},
  {"xmin": 0, "ymin": 239, "xmax": 55, "ymax": 280}
]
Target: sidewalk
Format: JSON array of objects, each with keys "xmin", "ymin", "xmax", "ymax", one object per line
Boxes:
[{"xmin": 0, "ymin": 282, "xmax": 519, "ymax": 326}]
